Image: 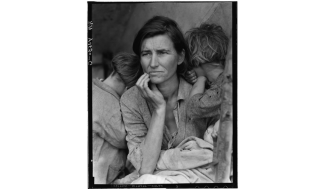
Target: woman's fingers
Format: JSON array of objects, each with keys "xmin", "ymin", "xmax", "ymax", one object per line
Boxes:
[
  {"xmin": 136, "ymin": 74, "xmax": 147, "ymax": 94},
  {"xmin": 137, "ymin": 74, "xmax": 166, "ymax": 109},
  {"xmin": 136, "ymin": 73, "xmax": 150, "ymax": 98},
  {"xmin": 140, "ymin": 74, "xmax": 156, "ymax": 99},
  {"xmin": 150, "ymin": 82, "xmax": 159, "ymax": 93},
  {"xmin": 136, "ymin": 73, "xmax": 146, "ymax": 86},
  {"xmin": 143, "ymin": 77, "xmax": 152, "ymax": 97}
]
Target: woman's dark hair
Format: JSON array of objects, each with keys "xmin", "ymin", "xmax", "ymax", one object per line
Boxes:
[
  {"xmin": 111, "ymin": 52, "xmax": 143, "ymax": 89},
  {"xmin": 133, "ymin": 16, "xmax": 190, "ymax": 75}
]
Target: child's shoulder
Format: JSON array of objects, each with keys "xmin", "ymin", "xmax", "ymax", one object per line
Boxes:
[
  {"xmin": 209, "ymin": 73, "xmax": 226, "ymax": 89},
  {"xmin": 120, "ymin": 86, "xmax": 147, "ymax": 108}
]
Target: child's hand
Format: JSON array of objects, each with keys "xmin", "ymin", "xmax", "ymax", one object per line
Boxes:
[
  {"xmin": 193, "ymin": 66, "xmax": 206, "ymax": 77},
  {"xmin": 184, "ymin": 70, "xmax": 198, "ymax": 84}
]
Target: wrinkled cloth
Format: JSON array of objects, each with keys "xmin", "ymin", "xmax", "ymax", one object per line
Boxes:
[
  {"xmin": 113, "ymin": 170, "xmax": 140, "ymax": 184},
  {"xmin": 131, "ymin": 136, "xmax": 216, "ymax": 184},
  {"xmin": 156, "ymin": 136, "xmax": 213, "ymax": 171},
  {"xmin": 120, "ymin": 77, "xmax": 216, "ymax": 172},
  {"xmin": 186, "ymin": 73, "xmax": 226, "ymax": 119},
  {"xmin": 92, "ymin": 78, "xmax": 128, "ymax": 184}
]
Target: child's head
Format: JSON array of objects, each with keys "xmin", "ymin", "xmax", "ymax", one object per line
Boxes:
[
  {"xmin": 109, "ymin": 53, "xmax": 143, "ymax": 95},
  {"xmin": 186, "ymin": 24, "xmax": 229, "ymax": 82}
]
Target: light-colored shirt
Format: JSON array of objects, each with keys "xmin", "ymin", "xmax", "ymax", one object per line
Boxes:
[
  {"xmin": 120, "ymin": 77, "xmax": 216, "ymax": 172},
  {"xmin": 92, "ymin": 78, "xmax": 127, "ymax": 184}
]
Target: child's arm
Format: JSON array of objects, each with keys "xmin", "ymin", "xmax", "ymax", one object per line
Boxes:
[
  {"xmin": 187, "ymin": 65, "xmax": 222, "ymax": 119},
  {"xmin": 189, "ymin": 66, "xmax": 207, "ymax": 98},
  {"xmin": 189, "ymin": 76, "xmax": 207, "ymax": 98}
]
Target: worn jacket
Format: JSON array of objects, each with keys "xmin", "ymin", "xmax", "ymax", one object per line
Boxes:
[
  {"xmin": 92, "ymin": 78, "xmax": 127, "ymax": 184},
  {"xmin": 186, "ymin": 73, "xmax": 226, "ymax": 119},
  {"xmin": 120, "ymin": 77, "xmax": 217, "ymax": 172}
]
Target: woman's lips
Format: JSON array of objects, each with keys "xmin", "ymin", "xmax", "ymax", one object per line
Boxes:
[{"xmin": 149, "ymin": 71, "xmax": 162, "ymax": 75}]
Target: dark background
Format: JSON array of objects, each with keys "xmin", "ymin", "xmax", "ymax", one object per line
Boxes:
[{"xmin": 91, "ymin": 2, "xmax": 233, "ymax": 79}]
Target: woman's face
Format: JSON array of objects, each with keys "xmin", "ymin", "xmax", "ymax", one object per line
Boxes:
[{"xmin": 140, "ymin": 34, "xmax": 184, "ymax": 84}]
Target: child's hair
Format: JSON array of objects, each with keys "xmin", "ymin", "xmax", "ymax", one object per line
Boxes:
[
  {"xmin": 186, "ymin": 23, "xmax": 229, "ymax": 68},
  {"xmin": 110, "ymin": 52, "xmax": 143, "ymax": 89}
]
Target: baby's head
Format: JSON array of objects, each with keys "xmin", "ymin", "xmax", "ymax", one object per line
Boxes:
[{"xmin": 186, "ymin": 24, "xmax": 229, "ymax": 82}]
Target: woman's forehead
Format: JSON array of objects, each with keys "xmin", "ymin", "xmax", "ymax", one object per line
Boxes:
[{"xmin": 141, "ymin": 34, "xmax": 174, "ymax": 51}]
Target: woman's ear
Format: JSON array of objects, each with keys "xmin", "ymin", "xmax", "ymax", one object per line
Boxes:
[{"xmin": 177, "ymin": 50, "xmax": 185, "ymax": 65}]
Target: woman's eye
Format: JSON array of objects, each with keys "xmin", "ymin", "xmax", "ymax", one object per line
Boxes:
[{"xmin": 141, "ymin": 53, "xmax": 149, "ymax": 56}]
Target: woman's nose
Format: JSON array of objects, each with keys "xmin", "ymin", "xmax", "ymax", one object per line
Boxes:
[{"xmin": 149, "ymin": 54, "xmax": 159, "ymax": 68}]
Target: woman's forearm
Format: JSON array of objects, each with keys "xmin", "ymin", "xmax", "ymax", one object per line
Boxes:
[{"xmin": 139, "ymin": 105, "xmax": 166, "ymax": 175}]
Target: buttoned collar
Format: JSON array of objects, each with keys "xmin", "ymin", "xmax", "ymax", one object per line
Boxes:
[{"xmin": 176, "ymin": 77, "xmax": 192, "ymax": 102}]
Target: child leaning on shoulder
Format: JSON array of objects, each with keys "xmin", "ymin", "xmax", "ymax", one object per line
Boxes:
[{"xmin": 185, "ymin": 23, "xmax": 229, "ymax": 138}]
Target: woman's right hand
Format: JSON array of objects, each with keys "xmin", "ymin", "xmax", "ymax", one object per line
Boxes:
[{"xmin": 136, "ymin": 73, "xmax": 166, "ymax": 110}]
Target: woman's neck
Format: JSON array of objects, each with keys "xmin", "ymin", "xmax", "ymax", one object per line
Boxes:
[{"xmin": 157, "ymin": 73, "xmax": 179, "ymax": 101}]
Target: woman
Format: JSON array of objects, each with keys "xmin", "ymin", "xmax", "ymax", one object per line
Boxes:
[{"xmin": 120, "ymin": 16, "xmax": 217, "ymax": 177}]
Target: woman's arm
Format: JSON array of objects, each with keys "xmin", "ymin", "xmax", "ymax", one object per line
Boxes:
[
  {"xmin": 121, "ymin": 73, "xmax": 166, "ymax": 175},
  {"xmin": 137, "ymin": 73, "xmax": 166, "ymax": 175},
  {"xmin": 139, "ymin": 105, "xmax": 165, "ymax": 174}
]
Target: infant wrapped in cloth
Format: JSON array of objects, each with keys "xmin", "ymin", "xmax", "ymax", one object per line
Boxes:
[{"xmin": 129, "ymin": 120, "xmax": 220, "ymax": 184}]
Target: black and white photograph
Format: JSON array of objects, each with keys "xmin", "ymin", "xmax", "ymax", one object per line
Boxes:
[{"xmin": 88, "ymin": 2, "xmax": 237, "ymax": 188}]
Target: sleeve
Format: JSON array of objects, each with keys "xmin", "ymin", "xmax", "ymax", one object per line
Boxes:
[
  {"xmin": 120, "ymin": 93, "xmax": 148, "ymax": 172},
  {"xmin": 93, "ymin": 111, "xmax": 127, "ymax": 149},
  {"xmin": 186, "ymin": 85, "xmax": 223, "ymax": 119},
  {"xmin": 92, "ymin": 132, "xmax": 109, "ymax": 184},
  {"xmin": 156, "ymin": 137, "xmax": 213, "ymax": 170}
]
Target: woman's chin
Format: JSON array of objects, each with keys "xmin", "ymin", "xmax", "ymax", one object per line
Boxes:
[{"xmin": 149, "ymin": 78, "xmax": 164, "ymax": 84}]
